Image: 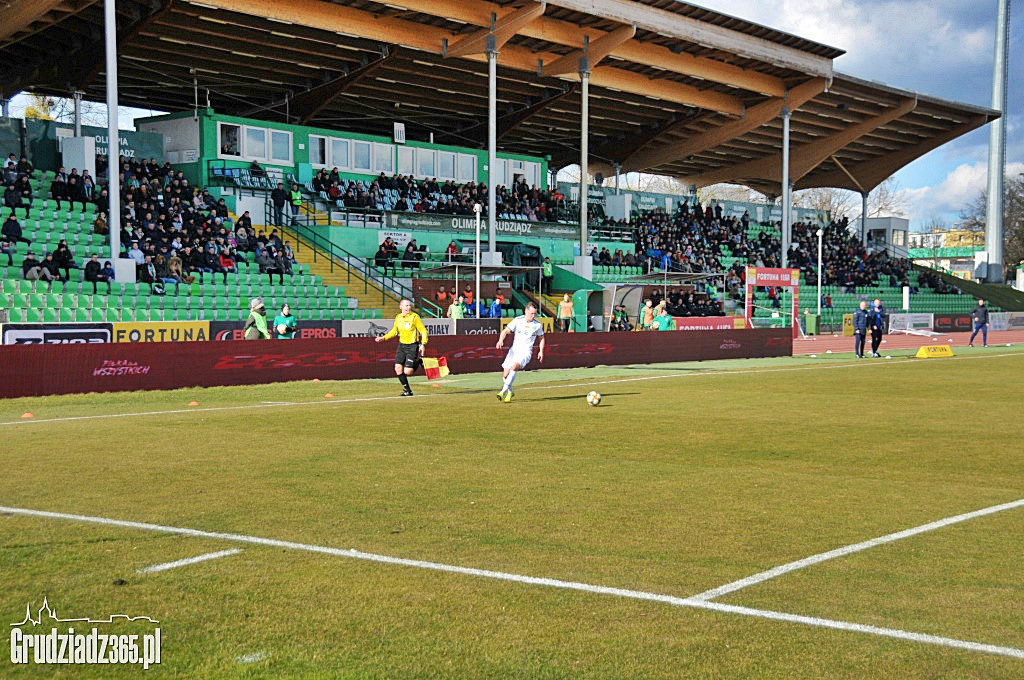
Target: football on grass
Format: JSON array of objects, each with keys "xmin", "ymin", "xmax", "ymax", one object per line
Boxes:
[{"xmin": 586, "ymin": 391, "xmax": 602, "ymax": 406}]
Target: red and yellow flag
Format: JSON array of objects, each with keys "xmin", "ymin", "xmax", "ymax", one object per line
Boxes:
[{"xmin": 422, "ymin": 356, "xmax": 450, "ymax": 380}]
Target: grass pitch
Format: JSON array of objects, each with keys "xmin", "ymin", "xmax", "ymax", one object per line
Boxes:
[{"xmin": 1, "ymin": 347, "xmax": 1023, "ymax": 678}]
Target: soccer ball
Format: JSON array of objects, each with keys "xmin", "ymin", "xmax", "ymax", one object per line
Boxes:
[
  {"xmin": 277, "ymin": 324, "xmax": 288, "ymax": 335},
  {"xmin": 586, "ymin": 391, "xmax": 602, "ymax": 406}
]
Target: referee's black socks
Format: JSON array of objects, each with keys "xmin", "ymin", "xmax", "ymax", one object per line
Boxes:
[{"xmin": 398, "ymin": 374, "xmax": 411, "ymax": 391}]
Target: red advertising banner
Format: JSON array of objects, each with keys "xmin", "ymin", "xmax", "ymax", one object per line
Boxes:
[
  {"xmin": 672, "ymin": 316, "xmax": 745, "ymax": 331},
  {"xmin": 746, "ymin": 267, "xmax": 801, "ymax": 287},
  {"xmin": 0, "ymin": 329, "xmax": 792, "ymax": 398}
]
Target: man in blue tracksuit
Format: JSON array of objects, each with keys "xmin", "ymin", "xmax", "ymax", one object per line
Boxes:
[
  {"xmin": 969, "ymin": 299, "xmax": 989, "ymax": 347},
  {"xmin": 853, "ymin": 300, "xmax": 868, "ymax": 358},
  {"xmin": 869, "ymin": 299, "xmax": 886, "ymax": 357}
]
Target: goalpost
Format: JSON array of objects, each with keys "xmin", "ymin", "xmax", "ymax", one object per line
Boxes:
[{"xmin": 744, "ymin": 267, "xmax": 801, "ymax": 338}]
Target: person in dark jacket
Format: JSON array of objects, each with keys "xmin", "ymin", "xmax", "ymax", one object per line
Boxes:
[
  {"xmin": 2, "ymin": 213, "xmax": 30, "ymax": 246},
  {"xmin": 852, "ymin": 300, "xmax": 868, "ymax": 358},
  {"xmin": 969, "ymin": 299, "xmax": 989, "ymax": 348},
  {"xmin": 270, "ymin": 183, "xmax": 288, "ymax": 226},
  {"xmin": 83, "ymin": 253, "xmax": 111, "ymax": 294},
  {"xmin": 4, "ymin": 184, "xmax": 26, "ymax": 217},
  {"xmin": 53, "ymin": 241, "xmax": 77, "ymax": 281},
  {"xmin": 868, "ymin": 300, "xmax": 885, "ymax": 357}
]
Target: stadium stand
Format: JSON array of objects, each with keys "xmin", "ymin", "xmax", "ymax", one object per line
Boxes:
[{"xmin": 0, "ymin": 155, "xmax": 382, "ymax": 324}]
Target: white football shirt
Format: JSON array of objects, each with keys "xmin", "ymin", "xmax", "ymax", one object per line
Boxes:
[{"xmin": 507, "ymin": 316, "xmax": 544, "ymax": 356}]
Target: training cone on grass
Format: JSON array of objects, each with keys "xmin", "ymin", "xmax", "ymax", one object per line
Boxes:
[
  {"xmin": 312, "ymin": 378, "xmax": 320, "ymax": 382},
  {"xmin": 324, "ymin": 393, "xmax": 334, "ymax": 398},
  {"xmin": 188, "ymin": 401, "xmax": 200, "ymax": 406},
  {"xmin": 20, "ymin": 412, "xmax": 34, "ymax": 419}
]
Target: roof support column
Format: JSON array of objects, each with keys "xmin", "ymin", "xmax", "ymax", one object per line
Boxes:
[
  {"xmin": 1, "ymin": 95, "xmax": 9, "ymax": 118},
  {"xmin": 73, "ymin": 90, "xmax": 84, "ymax": 137},
  {"xmin": 861, "ymin": 192, "xmax": 869, "ymax": 247},
  {"xmin": 613, "ymin": 162, "xmax": 620, "ymax": 195},
  {"xmin": 487, "ymin": 35, "xmax": 498, "ymax": 255},
  {"xmin": 579, "ymin": 56, "xmax": 591, "ymax": 259},
  {"xmin": 104, "ymin": 0, "xmax": 121, "ymax": 265},
  {"xmin": 780, "ymin": 107, "xmax": 791, "ymax": 268}
]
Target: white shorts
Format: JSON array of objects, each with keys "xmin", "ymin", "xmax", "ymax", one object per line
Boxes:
[{"xmin": 502, "ymin": 350, "xmax": 532, "ymax": 370}]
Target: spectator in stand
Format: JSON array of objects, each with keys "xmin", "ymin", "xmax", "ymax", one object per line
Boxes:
[
  {"xmin": 401, "ymin": 241, "xmax": 418, "ymax": 269},
  {"xmin": 219, "ymin": 247, "xmax": 237, "ymax": 279},
  {"xmin": 51, "ymin": 167, "xmax": 69, "ymax": 210},
  {"xmin": 203, "ymin": 244, "xmax": 227, "ymax": 283},
  {"xmin": 270, "ymin": 182, "xmax": 287, "ymax": 226},
  {"xmin": 2, "ymin": 160, "xmax": 17, "ymax": 185},
  {"xmin": 41, "ymin": 252, "xmax": 66, "ymax": 282},
  {"xmin": 83, "ymin": 253, "xmax": 111, "ymax": 294},
  {"xmin": 542, "ymin": 257, "xmax": 553, "ymax": 292},
  {"xmin": 256, "ymin": 247, "xmax": 284, "ymax": 284},
  {"xmin": 167, "ymin": 251, "xmax": 188, "ymax": 284},
  {"xmin": 374, "ymin": 241, "xmax": 393, "ymax": 274},
  {"xmin": 53, "ymin": 241, "xmax": 78, "ymax": 281},
  {"xmin": 4, "ymin": 184, "xmax": 27, "ymax": 217},
  {"xmin": 16, "ymin": 155, "xmax": 34, "ymax": 178},
  {"xmin": 289, "ymin": 183, "xmax": 302, "ymax": 224},
  {"xmin": 463, "ymin": 285, "xmax": 474, "ymax": 307},
  {"xmin": 22, "ymin": 251, "xmax": 58, "ymax": 287},
  {"xmin": 1, "ymin": 234, "xmax": 14, "ymax": 266},
  {"xmin": 2, "ymin": 212, "xmax": 30, "ymax": 246},
  {"xmin": 100, "ymin": 260, "xmax": 115, "ymax": 285},
  {"xmin": 93, "ymin": 211, "xmax": 109, "ymax": 236},
  {"xmin": 445, "ymin": 240, "xmax": 460, "ymax": 262}
]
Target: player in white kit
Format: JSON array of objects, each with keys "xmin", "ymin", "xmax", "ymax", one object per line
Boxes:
[{"xmin": 496, "ymin": 301, "xmax": 545, "ymax": 402}]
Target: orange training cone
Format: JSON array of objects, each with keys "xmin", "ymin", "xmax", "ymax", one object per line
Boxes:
[
  {"xmin": 188, "ymin": 401, "xmax": 200, "ymax": 406},
  {"xmin": 20, "ymin": 412, "xmax": 34, "ymax": 419},
  {"xmin": 324, "ymin": 393, "xmax": 334, "ymax": 398}
]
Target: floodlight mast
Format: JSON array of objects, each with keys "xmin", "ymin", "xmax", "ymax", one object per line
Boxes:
[
  {"xmin": 985, "ymin": 0, "xmax": 1011, "ymax": 283},
  {"xmin": 816, "ymin": 228, "xmax": 824, "ymax": 316}
]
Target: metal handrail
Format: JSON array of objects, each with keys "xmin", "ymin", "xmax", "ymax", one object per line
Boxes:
[{"xmin": 264, "ymin": 198, "xmax": 415, "ymax": 308}]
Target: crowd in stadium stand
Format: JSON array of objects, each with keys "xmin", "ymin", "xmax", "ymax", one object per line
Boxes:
[
  {"xmin": 309, "ymin": 168, "xmax": 566, "ymax": 219},
  {"xmin": 2, "ymin": 152, "xmax": 297, "ymax": 291},
  {"xmin": 620, "ymin": 206, "xmax": 959, "ymax": 300}
]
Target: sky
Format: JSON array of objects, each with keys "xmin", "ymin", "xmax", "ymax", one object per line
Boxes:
[
  {"xmin": 5, "ymin": 0, "xmax": 1018, "ymax": 230},
  {"xmin": 694, "ymin": 0, "xmax": 1022, "ymax": 229}
]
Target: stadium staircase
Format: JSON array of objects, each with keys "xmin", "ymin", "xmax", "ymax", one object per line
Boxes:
[{"xmin": 277, "ymin": 225, "xmax": 402, "ymax": 318}]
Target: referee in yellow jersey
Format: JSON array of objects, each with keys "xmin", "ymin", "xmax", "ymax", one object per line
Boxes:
[{"xmin": 375, "ymin": 298, "xmax": 429, "ymax": 396}]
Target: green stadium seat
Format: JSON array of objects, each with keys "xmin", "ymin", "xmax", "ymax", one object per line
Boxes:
[{"xmin": 74, "ymin": 308, "xmax": 90, "ymax": 322}]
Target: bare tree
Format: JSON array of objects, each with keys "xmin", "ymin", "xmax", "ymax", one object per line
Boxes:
[
  {"xmin": 955, "ymin": 174, "xmax": 1024, "ymax": 269},
  {"xmin": 22, "ymin": 91, "xmax": 120, "ymax": 127},
  {"xmin": 793, "ymin": 187, "xmax": 856, "ymax": 220},
  {"xmin": 867, "ymin": 176, "xmax": 909, "ymax": 217}
]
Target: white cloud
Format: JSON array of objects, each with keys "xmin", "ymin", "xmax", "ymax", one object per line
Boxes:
[{"xmin": 904, "ymin": 160, "xmax": 1024, "ymax": 224}]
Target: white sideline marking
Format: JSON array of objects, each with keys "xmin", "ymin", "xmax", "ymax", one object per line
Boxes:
[
  {"xmin": 0, "ymin": 351, "xmax": 1018, "ymax": 428},
  {"xmin": 137, "ymin": 548, "xmax": 242, "ymax": 574},
  {"xmin": 692, "ymin": 497, "xmax": 1024, "ymax": 602},
  {"xmin": 2, "ymin": 505, "xmax": 1022, "ymax": 660}
]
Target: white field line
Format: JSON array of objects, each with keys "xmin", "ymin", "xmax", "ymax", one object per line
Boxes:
[
  {"xmin": 137, "ymin": 548, "xmax": 242, "ymax": 574},
  {"xmin": 692, "ymin": 497, "xmax": 1024, "ymax": 602},
  {"xmin": 1, "ymin": 351, "xmax": 1019, "ymax": 429},
  {"xmin": 2, "ymin": 505, "xmax": 1022, "ymax": 660}
]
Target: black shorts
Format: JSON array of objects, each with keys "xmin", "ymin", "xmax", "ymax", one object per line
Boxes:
[{"xmin": 395, "ymin": 342, "xmax": 420, "ymax": 369}]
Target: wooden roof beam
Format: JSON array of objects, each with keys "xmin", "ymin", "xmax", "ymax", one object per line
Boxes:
[
  {"xmin": 0, "ymin": 0, "xmax": 67, "ymax": 44},
  {"xmin": 624, "ymin": 77, "xmax": 826, "ymax": 172},
  {"xmin": 381, "ymin": 0, "xmax": 786, "ymax": 96},
  {"xmin": 798, "ymin": 114, "xmax": 991, "ymax": 192},
  {"xmin": 545, "ymin": 0, "xmax": 836, "ymax": 77},
  {"xmin": 443, "ymin": 2, "xmax": 546, "ymax": 58},
  {"xmin": 541, "ymin": 24, "xmax": 635, "ymax": 77},
  {"xmin": 194, "ymin": 0, "xmax": 746, "ymax": 115},
  {"xmin": 688, "ymin": 97, "xmax": 917, "ymax": 186}
]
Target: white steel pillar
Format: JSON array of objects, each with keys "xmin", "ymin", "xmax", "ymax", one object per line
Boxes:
[
  {"xmin": 579, "ymin": 61, "xmax": 591, "ymax": 258},
  {"xmin": 780, "ymin": 107, "xmax": 791, "ymax": 268},
  {"xmin": 105, "ymin": 0, "xmax": 121, "ymax": 261},
  {"xmin": 487, "ymin": 37, "xmax": 498, "ymax": 255}
]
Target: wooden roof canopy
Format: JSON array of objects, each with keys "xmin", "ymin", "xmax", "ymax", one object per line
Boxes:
[{"xmin": 0, "ymin": 0, "xmax": 999, "ymax": 195}]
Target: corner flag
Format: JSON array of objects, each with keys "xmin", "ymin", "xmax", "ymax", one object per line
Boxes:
[{"xmin": 422, "ymin": 356, "xmax": 450, "ymax": 379}]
